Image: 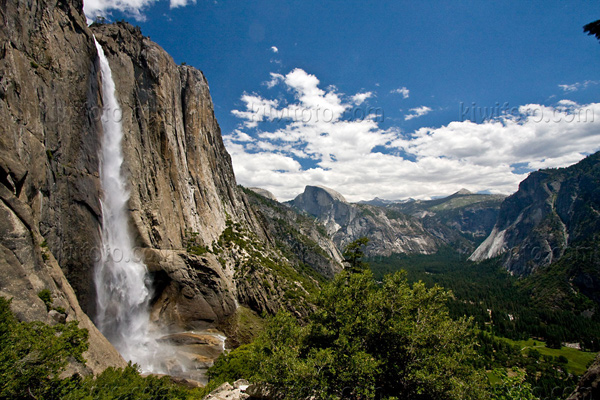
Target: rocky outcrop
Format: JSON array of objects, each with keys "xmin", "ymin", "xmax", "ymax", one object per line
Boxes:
[
  {"xmin": 470, "ymin": 152, "xmax": 600, "ymax": 276},
  {"xmin": 205, "ymin": 380, "xmax": 251, "ymax": 400},
  {"xmin": 248, "ymin": 187, "xmax": 277, "ymax": 201},
  {"xmin": 567, "ymin": 353, "xmax": 600, "ymax": 400},
  {"xmin": 204, "ymin": 380, "xmax": 285, "ymax": 400},
  {"xmin": 243, "ymin": 187, "xmax": 343, "ymax": 279},
  {"xmin": 289, "ymin": 186, "xmax": 441, "ymax": 256}
]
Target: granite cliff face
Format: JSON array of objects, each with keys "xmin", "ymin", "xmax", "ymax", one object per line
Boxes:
[
  {"xmin": 0, "ymin": 0, "xmax": 340, "ymax": 373},
  {"xmin": 88, "ymin": 22, "xmax": 261, "ymax": 330},
  {"xmin": 470, "ymin": 153, "xmax": 600, "ymax": 313},
  {"xmin": 470, "ymin": 152, "xmax": 600, "ymax": 276}
]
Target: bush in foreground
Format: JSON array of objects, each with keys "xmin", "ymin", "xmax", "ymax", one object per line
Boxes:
[{"xmin": 210, "ymin": 268, "xmax": 489, "ymax": 400}]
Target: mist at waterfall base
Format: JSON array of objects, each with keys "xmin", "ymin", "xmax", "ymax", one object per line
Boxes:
[{"xmin": 93, "ymin": 37, "xmax": 176, "ymax": 375}]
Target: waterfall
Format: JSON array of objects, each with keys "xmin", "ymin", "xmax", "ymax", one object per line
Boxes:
[
  {"xmin": 93, "ymin": 37, "xmax": 158, "ymax": 371},
  {"xmin": 92, "ymin": 37, "xmax": 226, "ymax": 382}
]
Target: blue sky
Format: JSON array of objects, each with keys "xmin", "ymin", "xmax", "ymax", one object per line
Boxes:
[{"xmin": 86, "ymin": 0, "xmax": 600, "ymax": 201}]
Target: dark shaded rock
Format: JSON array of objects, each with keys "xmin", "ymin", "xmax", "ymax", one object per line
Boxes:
[
  {"xmin": 567, "ymin": 354, "xmax": 600, "ymax": 400},
  {"xmin": 243, "ymin": 187, "xmax": 342, "ymax": 279}
]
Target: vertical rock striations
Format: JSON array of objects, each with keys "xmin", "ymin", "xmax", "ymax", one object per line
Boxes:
[{"xmin": 89, "ymin": 22, "xmax": 333, "ymax": 331}]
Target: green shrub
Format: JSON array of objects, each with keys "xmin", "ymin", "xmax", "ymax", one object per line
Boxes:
[
  {"xmin": 0, "ymin": 297, "xmax": 88, "ymax": 400},
  {"xmin": 37, "ymin": 289, "xmax": 53, "ymax": 311},
  {"xmin": 0, "ymin": 296, "xmax": 204, "ymax": 400},
  {"xmin": 490, "ymin": 369, "xmax": 538, "ymax": 400},
  {"xmin": 61, "ymin": 364, "xmax": 192, "ymax": 400}
]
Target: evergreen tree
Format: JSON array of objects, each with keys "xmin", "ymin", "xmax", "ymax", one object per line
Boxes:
[{"xmin": 342, "ymin": 237, "xmax": 370, "ymax": 273}]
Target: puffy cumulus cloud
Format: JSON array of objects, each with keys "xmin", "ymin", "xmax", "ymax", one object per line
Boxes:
[
  {"xmin": 351, "ymin": 92, "xmax": 374, "ymax": 105},
  {"xmin": 83, "ymin": 0, "xmax": 193, "ymax": 22},
  {"xmin": 404, "ymin": 106, "xmax": 432, "ymax": 120},
  {"xmin": 226, "ymin": 68, "xmax": 600, "ymax": 202},
  {"xmin": 392, "ymin": 101, "xmax": 600, "ymax": 173},
  {"xmin": 390, "ymin": 87, "xmax": 410, "ymax": 99},
  {"xmin": 235, "ymin": 69, "xmax": 349, "ymax": 132}
]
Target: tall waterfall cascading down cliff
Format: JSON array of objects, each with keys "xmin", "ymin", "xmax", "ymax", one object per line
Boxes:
[
  {"xmin": 91, "ymin": 34, "xmax": 232, "ymax": 383},
  {"xmin": 93, "ymin": 37, "xmax": 163, "ymax": 372}
]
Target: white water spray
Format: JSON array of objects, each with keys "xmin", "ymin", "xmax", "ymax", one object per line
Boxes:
[{"xmin": 93, "ymin": 37, "xmax": 159, "ymax": 371}]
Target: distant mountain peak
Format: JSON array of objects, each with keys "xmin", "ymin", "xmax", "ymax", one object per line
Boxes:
[
  {"xmin": 248, "ymin": 187, "xmax": 278, "ymax": 201},
  {"xmin": 455, "ymin": 188, "xmax": 472, "ymax": 195},
  {"xmin": 306, "ymin": 185, "xmax": 348, "ymax": 203}
]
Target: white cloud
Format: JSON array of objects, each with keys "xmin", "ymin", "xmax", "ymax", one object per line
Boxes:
[
  {"xmin": 404, "ymin": 106, "xmax": 432, "ymax": 120},
  {"xmin": 83, "ymin": 0, "xmax": 194, "ymax": 22},
  {"xmin": 226, "ymin": 69, "xmax": 600, "ymax": 202},
  {"xmin": 228, "ymin": 129, "xmax": 254, "ymax": 142},
  {"xmin": 351, "ymin": 92, "xmax": 373, "ymax": 105},
  {"xmin": 559, "ymin": 84, "xmax": 579, "ymax": 92},
  {"xmin": 392, "ymin": 102, "xmax": 600, "ymax": 171},
  {"xmin": 84, "ymin": 0, "xmax": 155, "ymax": 21},
  {"xmin": 231, "ymin": 94, "xmax": 280, "ymax": 128},
  {"xmin": 265, "ymin": 73, "xmax": 284, "ymax": 88},
  {"xmin": 270, "ymin": 46, "xmax": 279, "ymax": 53},
  {"xmin": 170, "ymin": 0, "xmax": 195, "ymax": 8},
  {"xmin": 390, "ymin": 87, "xmax": 410, "ymax": 99},
  {"xmin": 558, "ymin": 80, "xmax": 599, "ymax": 92}
]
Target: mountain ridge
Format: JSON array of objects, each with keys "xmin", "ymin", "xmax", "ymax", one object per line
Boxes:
[{"xmin": 288, "ymin": 184, "xmax": 505, "ymax": 257}]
